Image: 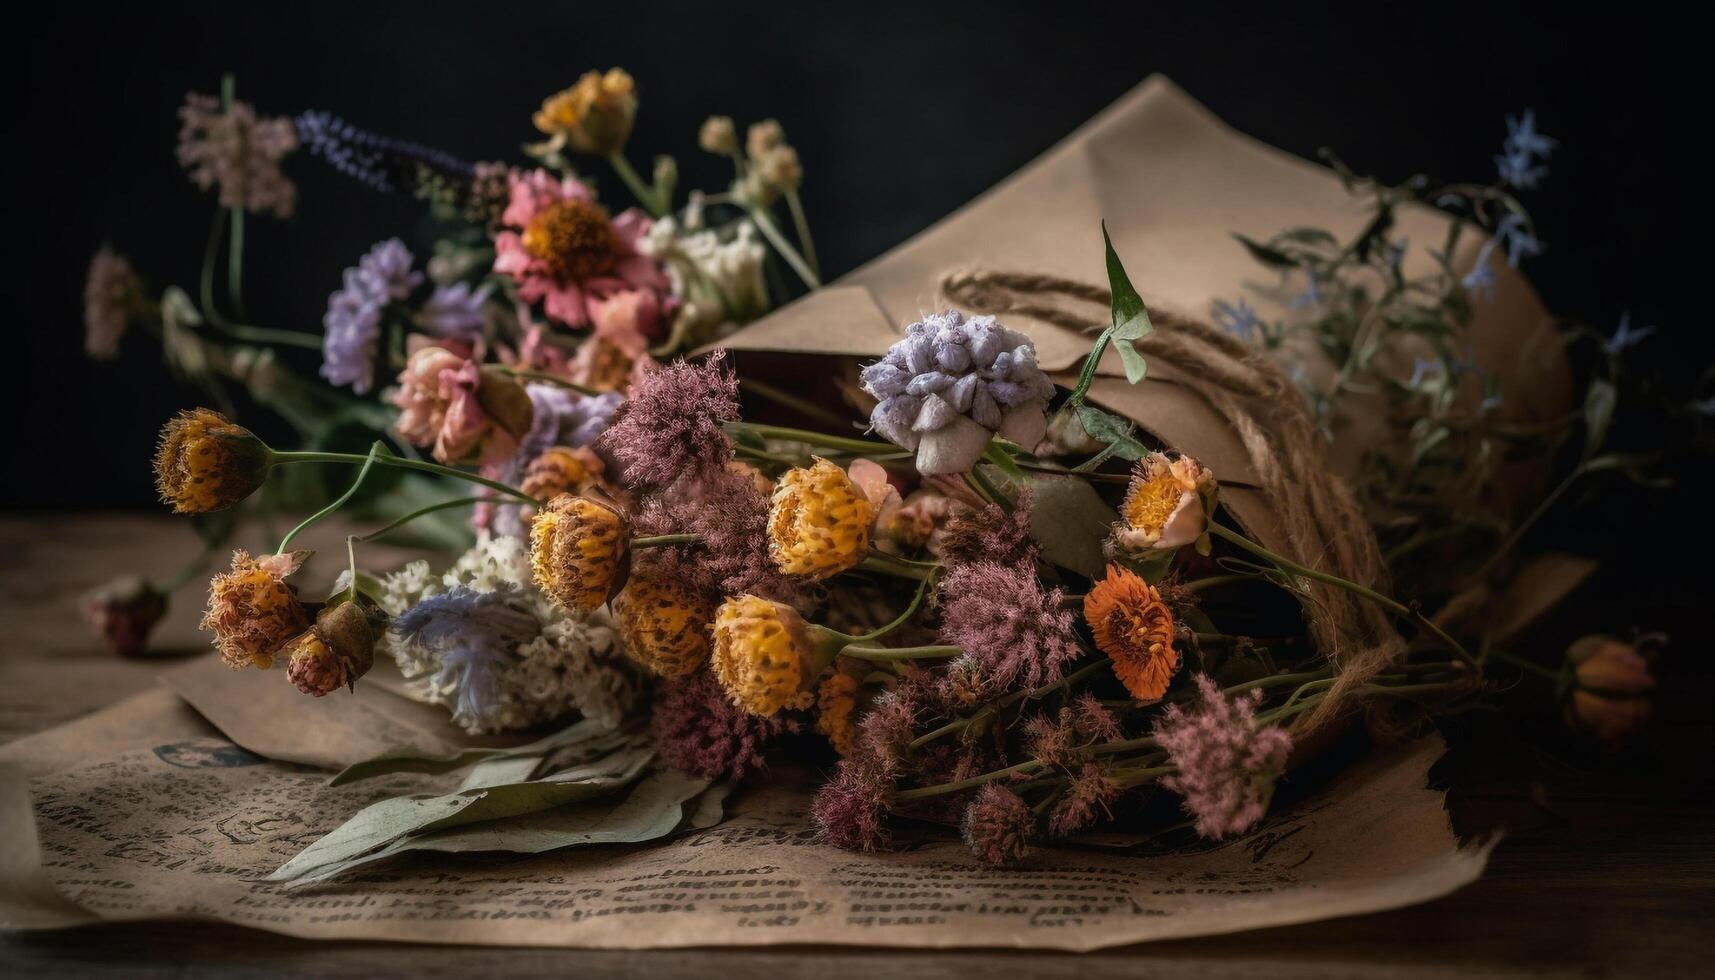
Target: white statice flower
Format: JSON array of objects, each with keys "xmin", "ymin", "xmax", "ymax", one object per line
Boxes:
[
  {"xmin": 639, "ymin": 215, "xmax": 769, "ymax": 349},
  {"xmin": 377, "ymin": 534, "xmax": 641, "ymax": 734}
]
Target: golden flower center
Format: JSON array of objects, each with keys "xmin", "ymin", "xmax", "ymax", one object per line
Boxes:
[
  {"xmin": 1124, "ymin": 474, "xmax": 1184, "ymax": 535},
  {"xmin": 522, "ymin": 199, "xmax": 619, "ymax": 282}
]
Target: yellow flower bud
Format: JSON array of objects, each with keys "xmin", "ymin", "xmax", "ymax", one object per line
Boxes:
[
  {"xmin": 530, "ymin": 493, "xmax": 630, "ymax": 611},
  {"xmin": 200, "ymin": 550, "xmax": 309, "ymax": 670},
  {"xmin": 710, "ymin": 595, "xmax": 823, "ymax": 716},
  {"xmin": 613, "ymin": 567, "xmax": 716, "ymax": 678},
  {"xmin": 153, "ymin": 408, "xmax": 271, "ymax": 514},
  {"xmin": 533, "ymin": 68, "xmax": 638, "ymax": 157},
  {"xmin": 768, "ymin": 458, "xmax": 875, "ymax": 580}
]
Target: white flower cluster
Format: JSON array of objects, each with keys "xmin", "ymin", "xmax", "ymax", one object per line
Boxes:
[
  {"xmin": 377, "ymin": 534, "xmax": 641, "ymax": 734},
  {"xmin": 640, "ymin": 214, "xmax": 768, "ymax": 347}
]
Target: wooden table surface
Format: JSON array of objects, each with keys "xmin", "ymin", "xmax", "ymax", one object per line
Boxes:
[{"xmin": 2, "ymin": 515, "xmax": 1710, "ymax": 978}]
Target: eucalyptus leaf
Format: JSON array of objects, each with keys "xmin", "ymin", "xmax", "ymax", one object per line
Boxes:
[
  {"xmin": 270, "ymin": 742, "xmax": 654, "ymax": 883},
  {"xmin": 1232, "ymin": 232, "xmax": 1298, "ymax": 269},
  {"xmin": 329, "ymin": 717, "xmax": 619, "ymax": 786},
  {"xmin": 279, "ymin": 768, "xmax": 710, "ymax": 888},
  {"xmin": 1025, "ymin": 474, "xmax": 1119, "ymax": 579}
]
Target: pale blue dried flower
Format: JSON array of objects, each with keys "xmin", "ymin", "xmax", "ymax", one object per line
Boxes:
[
  {"xmin": 1290, "ymin": 268, "xmax": 1323, "ymax": 310},
  {"xmin": 1494, "ymin": 213, "xmax": 1543, "ymax": 268},
  {"xmin": 415, "ymin": 282, "xmax": 491, "ymax": 341},
  {"xmin": 1211, "ymin": 298, "xmax": 1262, "ymax": 340},
  {"xmin": 393, "ymin": 585, "xmax": 540, "ymax": 726},
  {"xmin": 1603, "ymin": 312, "xmax": 1655, "ymax": 355},
  {"xmin": 1462, "ymin": 245, "xmax": 1498, "ymax": 299},
  {"xmin": 860, "ymin": 310, "xmax": 1056, "ymax": 474},
  {"xmin": 1495, "ymin": 109, "xmax": 1556, "ymax": 190}
]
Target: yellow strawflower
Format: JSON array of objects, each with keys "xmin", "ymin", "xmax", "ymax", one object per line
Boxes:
[
  {"xmin": 153, "ymin": 408, "xmax": 271, "ymax": 514},
  {"xmin": 613, "ymin": 569, "xmax": 716, "ymax": 678},
  {"xmin": 768, "ymin": 458, "xmax": 875, "ymax": 580},
  {"xmin": 710, "ymin": 595, "xmax": 820, "ymax": 716},
  {"xmin": 531, "ymin": 493, "xmax": 630, "ymax": 612}
]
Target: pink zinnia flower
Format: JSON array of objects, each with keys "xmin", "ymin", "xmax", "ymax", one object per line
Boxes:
[
  {"xmin": 492, "ymin": 168, "xmax": 667, "ymax": 328},
  {"xmin": 1153, "ymin": 674, "xmax": 1294, "ymax": 840}
]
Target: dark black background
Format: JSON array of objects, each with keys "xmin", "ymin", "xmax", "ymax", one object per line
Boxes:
[{"xmin": 23, "ymin": 2, "xmax": 1708, "ymax": 518}]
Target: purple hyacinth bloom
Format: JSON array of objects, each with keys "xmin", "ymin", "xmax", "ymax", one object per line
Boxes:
[
  {"xmin": 321, "ymin": 238, "xmax": 423, "ymax": 393},
  {"xmin": 415, "ymin": 282, "xmax": 491, "ymax": 341},
  {"xmin": 860, "ymin": 310, "xmax": 1056, "ymax": 475}
]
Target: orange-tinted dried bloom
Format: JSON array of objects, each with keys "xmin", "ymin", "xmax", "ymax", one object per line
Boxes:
[
  {"xmin": 1563, "ymin": 636, "xmax": 1657, "ymax": 746},
  {"xmin": 768, "ymin": 458, "xmax": 875, "ymax": 580},
  {"xmin": 1084, "ymin": 564, "xmax": 1180, "ymax": 701},
  {"xmin": 817, "ymin": 673, "xmax": 860, "ymax": 757},
  {"xmin": 530, "ymin": 493, "xmax": 630, "ymax": 612},
  {"xmin": 153, "ymin": 409, "xmax": 271, "ymax": 514},
  {"xmin": 710, "ymin": 595, "xmax": 820, "ymax": 716},
  {"xmin": 612, "ymin": 567, "xmax": 716, "ymax": 678},
  {"xmin": 522, "ymin": 446, "xmax": 607, "ymax": 503},
  {"xmin": 285, "ymin": 602, "xmax": 378, "ymax": 697},
  {"xmin": 533, "ymin": 68, "xmax": 637, "ymax": 157},
  {"xmin": 1114, "ymin": 452, "xmax": 1218, "ymax": 553},
  {"xmin": 201, "ymin": 550, "xmax": 309, "ymax": 669}
]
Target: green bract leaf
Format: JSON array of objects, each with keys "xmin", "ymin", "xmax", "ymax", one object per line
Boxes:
[
  {"xmin": 1074, "ymin": 404, "xmax": 1148, "ymax": 461},
  {"xmin": 1102, "ymin": 222, "xmax": 1148, "ymax": 328},
  {"xmin": 1115, "ymin": 338, "xmax": 1149, "ymax": 384}
]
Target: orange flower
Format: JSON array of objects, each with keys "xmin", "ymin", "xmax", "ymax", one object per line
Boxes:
[
  {"xmin": 1083, "ymin": 564, "xmax": 1180, "ymax": 701},
  {"xmin": 816, "ymin": 673, "xmax": 860, "ymax": 756},
  {"xmin": 532, "ymin": 69, "xmax": 637, "ymax": 156},
  {"xmin": 1114, "ymin": 452, "xmax": 1218, "ymax": 553},
  {"xmin": 530, "ymin": 493, "xmax": 630, "ymax": 612},
  {"xmin": 200, "ymin": 550, "xmax": 309, "ymax": 669},
  {"xmin": 768, "ymin": 458, "xmax": 875, "ymax": 580},
  {"xmin": 612, "ymin": 566, "xmax": 716, "ymax": 678},
  {"xmin": 153, "ymin": 409, "xmax": 271, "ymax": 514},
  {"xmin": 1563, "ymin": 636, "xmax": 1656, "ymax": 746}
]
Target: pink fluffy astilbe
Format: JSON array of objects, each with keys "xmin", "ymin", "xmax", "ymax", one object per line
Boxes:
[
  {"xmin": 812, "ymin": 761, "xmax": 891, "ymax": 851},
  {"xmin": 937, "ymin": 559, "xmax": 1079, "ymax": 691},
  {"xmin": 960, "ymin": 783, "xmax": 1034, "ymax": 866},
  {"xmin": 1153, "ymin": 674, "xmax": 1294, "ymax": 840},
  {"xmin": 176, "ymin": 93, "xmax": 298, "ymax": 217},
  {"xmin": 636, "ymin": 466, "xmax": 809, "ymax": 608},
  {"xmin": 651, "ymin": 669, "xmax": 799, "ymax": 782},
  {"xmin": 1048, "ymin": 763, "xmax": 1121, "ymax": 837},
  {"xmin": 1071, "ymin": 691, "xmax": 1125, "ymax": 744},
  {"xmin": 597, "ymin": 352, "xmax": 739, "ymax": 490}
]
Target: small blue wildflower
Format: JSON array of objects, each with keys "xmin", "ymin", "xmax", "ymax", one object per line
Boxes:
[
  {"xmin": 1494, "ymin": 213, "xmax": 1543, "ymax": 268},
  {"xmin": 1603, "ymin": 312, "xmax": 1656, "ymax": 355},
  {"xmin": 1408, "ymin": 357, "xmax": 1443, "ymax": 389},
  {"xmin": 1462, "ymin": 243, "xmax": 1498, "ymax": 299},
  {"xmin": 1211, "ymin": 298, "xmax": 1263, "ymax": 340},
  {"xmin": 320, "ymin": 239, "xmax": 424, "ymax": 393},
  {"xmin": 1495, "ymin": 109, "xmax": 1556, "ymax": 190},
  {"xmin": 393, "ymin": 585, "xmax": 541, "ymax": 726}
]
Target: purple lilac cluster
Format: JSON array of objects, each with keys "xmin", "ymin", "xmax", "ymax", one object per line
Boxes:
[{"xmin": 320, "ymin": 239, "xmax": 423, "ymax": 394}]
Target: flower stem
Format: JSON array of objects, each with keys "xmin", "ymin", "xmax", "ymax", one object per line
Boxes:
[
  {"xmin": 747, "ymin": 204, "xmax": 821, "ymax": 289},
  {"xmin": 908, "ymin": 658, "xmax": 1113, "ymax": 751},
  {"xmin": 271, "ymin": 449, "xmax": 536, "ymax": 503},
  {"xmin": 724, "ymin": 422, "xmax": 893, "ymax": 455},
  {"xmin": 499, "ymin": 368, "xmax": 602, "ymax": 396},
  {"xmin": 836, "ymin": 573, "xmax": 936, "ymax": 643},
  {"xmin": 634, "ymin": 534, "xmax": 702, "ymax": 548},
  {"xmin": 841, "ymin": 644, "xmax": 963, "ymax": 662},
  {"xmin": 355, "ymin": 496, "xmax": 486, "ymax": 543},
  {"xmin": 278, "ymin": 443, "xmax": 384, "ymax": 552},
  {"xmin": 606, "ymin": 152, "xmax": 667, "ymax": 217},
  {"xmin": 857, "ymin": 554, "xmax": 935, "ymax": 583},
  {"xmin": 783, "ymin": 188, "xmax": 819, "ymax": 279},
  {"xmin": 1209, "ymin": 522, "xmax": 1476, "ymax": 667}
]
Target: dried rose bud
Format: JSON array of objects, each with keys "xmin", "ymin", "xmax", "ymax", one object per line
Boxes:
[
  {"xmin": 285, "ymin": 602, "xmax": 378, "ymax": 697},
  {"xmin": 1563, "ymin": 636, "xmax": 1657, "ymax": 746},
  {"xmin": 82, "ymin": 575, "xmax": 168, "ymax": 657}
]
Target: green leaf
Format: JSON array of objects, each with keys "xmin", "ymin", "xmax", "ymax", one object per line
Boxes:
[
  {"xmin": 1102, "ymin": 222, "xmax": 1148, "ymax": 327},
  {"xmin": 1025, "ymin": 474, "xmax": 1120, "ymax": 579},
  {"xmin": 329, "ymin": 718, "xmax": 622, "ymax": 785},
  {"xmin": 1115, "ymin": 338, "xmax": 1149, "ymax": 384},
  {"xmin": 1583, "ymin": 378, "xmax": 1618, "ymax": 460},
  {"xmin": 280, "ymin": 768, "xmax": 711, "ymax": 888},
  {"xmin": 1074, "ymin": 404, "xmax": 1148, "ymax": 462},
  {"xmin": 1232, "ymin": 232, "xmax": 1298, "ymax": 269},
  {"xmin": 271, "ymin": 739, "xmax": 654, "ymax": 884}
]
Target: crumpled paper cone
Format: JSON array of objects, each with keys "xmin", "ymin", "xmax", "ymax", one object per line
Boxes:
[{"xmin": 716, "ymin": 75, "xmax": 1572, "ymax": 556}]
